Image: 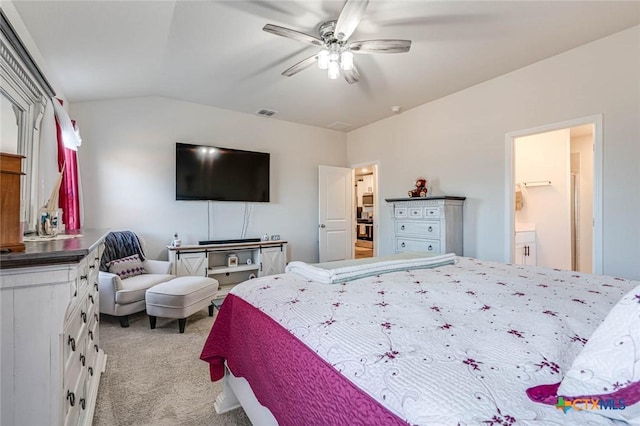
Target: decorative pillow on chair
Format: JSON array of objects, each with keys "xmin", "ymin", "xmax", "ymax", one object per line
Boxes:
[
  {"xmin": 108, "ymin": 254, "xmax": 147, "ymax": 279},
  {"xmin": 556, "ymin": 283, "xmax": 640, "ymax": 421}
]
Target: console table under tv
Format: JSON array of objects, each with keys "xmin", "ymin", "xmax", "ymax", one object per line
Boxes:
[{"xmin": 167, "ymin": 240, "xmax": 287, "ymax": 300}]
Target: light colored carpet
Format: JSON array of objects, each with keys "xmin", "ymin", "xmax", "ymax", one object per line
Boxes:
[{"xmin": 93, "ymin": 310, "xmax": 252, "ymax": 426}]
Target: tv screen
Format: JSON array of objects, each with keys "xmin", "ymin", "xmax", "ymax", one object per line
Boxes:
[{"xmin": 176, "ymin": 143, "xmax": 270, "ymax": 202}]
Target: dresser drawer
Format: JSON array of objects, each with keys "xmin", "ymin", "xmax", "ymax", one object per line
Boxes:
[
  {"xmin": 396, "ymin": 221, "xmax": 440, "ymax": 238},
  {"xmin": 88, "ymin": 311, "xmax": 98, "ymax": 348},
  {"xmin": 408, "ymin": 207, "xmax": 423, "ymax": 218},
  {"xmin": 394, "ymin": 207, "xmax": 408, "ymax": 218},
  {"xmin": 87, "ymin": 288, "xmax": 98, "ymax": 318},
  {"xmin": 63, "ymin": 331, "xmax": 86, "ymax": 410},
  {"xmin": 86, "ymin": 319, "xmax": 99, "ymax": 379},
  {"xmin": 64, "ymin": 368, "xmax": 87, "ymax": 426},
  {"xmin": 88, "ymin": 247, "xmax": 100, "ymax": 273},
  {"xmin": 63, "ymin": 300, "xmax": 88, "ymax": 373},
  {"xmin": 77, "ymin": 256, "xmax": 90, "ymax": 295},
  {"xmin": 88, "ymin": 246, "xmax": 101, "ymax": 286},
  {"xmin": 396, "ymin": 238, "xmax": 440, "ymax": 254},
  {"xmin": 424, "ymin": 207, "xmax": 441, "ymax": 219}
]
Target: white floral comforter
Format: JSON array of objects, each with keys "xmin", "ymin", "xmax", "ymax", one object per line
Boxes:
[{"xmin": 229, "ymin": 257, "xmax": 637, "ymax": 425}]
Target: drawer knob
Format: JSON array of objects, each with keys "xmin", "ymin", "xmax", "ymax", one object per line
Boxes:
[
  {"xmin": 94, "ymin": 283, "xmax": 99, "ymax": 291},
  {"xmin": 95, "ymin": 313, "xmax": 99, "ymax": 322},
  {"xmin": 428, "ymin": 245, "xmax": 433, "ymax": 251},
  {"xmin": 428, "ymin": 226, "xmax": 433, "ymax": 232},
  {"xmin": 88, "ymin": 367, "xmax": 94, "ymax": 376},
  {"xmin": 88, "ymin": 295, "xmax": 94, "ymax": 304},
  {"xmin": 80, "ymin": 354, "xmax": 86, "ymax": 366},
  {"xmin": 80, "ymin": 274, "xmax": 88, "ymax": 280},
  {"xmin": 95, "ymin": 344, "xmax": 99, "ymax": 353},
  {"xmin": 81, "ymin": 311, "xmax": 87, "ymax": 323},
  {"xmin": 89, "ymin": 331, "xmax": 94, "ymax": 340},
  {"xmin": 89, "ymin": 264, "xmax": 95, "ymax": 270},
  {"xmin": 400, "ymin": 225, "xmax": 405, "ymax": 230},
  {"xmin": 68, "ymin": 336, "xmax": 76, "ymax": 352},
  {"xmin": 67, "ymin": 391, "xmax": 75, "ymax": 407},
  {"xmin": 80, "ymin": 398, "xmax": 86, "ymax": 410},
  {"xmin": 401, "ymin": 242, "xmax": 406, "ymax": 248}
]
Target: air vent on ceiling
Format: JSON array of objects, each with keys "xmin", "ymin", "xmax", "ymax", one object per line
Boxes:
[
  {"xmin": 327, "ymin": 121, "xmax": 352, "ymax": 131},
  {"xmin": 256, "ymin": 108, "xmax": 277, "ymax": 117}
]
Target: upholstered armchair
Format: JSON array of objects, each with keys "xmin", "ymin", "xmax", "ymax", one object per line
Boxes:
[{"xmin": 98, "ymin": 231, "xmax": 175, "ymax": 327}]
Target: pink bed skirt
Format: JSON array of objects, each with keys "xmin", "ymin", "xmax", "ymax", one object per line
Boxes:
[{"xmin": 200, "ymin": 294, "xmax": 407, "ymax": 425}]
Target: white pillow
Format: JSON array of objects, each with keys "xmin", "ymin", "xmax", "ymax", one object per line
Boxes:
[
  {"xmin": 108, "ymin": 254, "xmax": 146, "ymax": 279},
  {"xmin": 557, "ymin": 283, "xmax": 640, "ymax": 422}
]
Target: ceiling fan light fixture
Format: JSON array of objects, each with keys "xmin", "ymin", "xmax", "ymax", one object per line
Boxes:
[
  {"xmin": 340, "ymin": 51, "xmax": 354, "ymax": 70},
  {"xmin": 328, "ymin": 61, "xmax": 341, "ymax": 79},
  {"xmin": 262, "ymin": 0, "xmax": 410, "ymax": 84},
  {"xmin": 317, "ymin": 50, "xmax": 329, "ymax": 70}
]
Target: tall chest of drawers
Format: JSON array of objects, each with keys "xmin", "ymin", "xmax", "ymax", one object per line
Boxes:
[
  {"xmin": 0, "ymin": 230, "xmax": 108, "ymax": 426},
  {"xmin": 386, "ymin": 196, "xmax": 465, "ymax": 256}
]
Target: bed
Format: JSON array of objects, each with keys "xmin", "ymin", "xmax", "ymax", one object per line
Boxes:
[{"xmin": 200, "ymin": 255, "xmax": 640, "ymax": 425}]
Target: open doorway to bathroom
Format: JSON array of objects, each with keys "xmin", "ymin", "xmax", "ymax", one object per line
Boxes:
[
  {"xmin": 354, "ymin": 164, "xmax": 378, "ymax": 259},
  {"xmin": 506, "ymin": 115, "xmax": 602, "ymax": 274}
]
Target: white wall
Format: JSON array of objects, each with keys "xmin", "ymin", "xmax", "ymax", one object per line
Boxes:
[
  {"xmin": 347, "ymin": 25, "xmax": 640, "ymax": 280},
  {"xmin": 0, "ymin": 96, "xmax": 19, "ymax": 153},
  {"xmin": 1, "ymin": 1, "xmax": 67, "ymax": 102},
  {"xmin": 515, "ymin": 129, "xmax": 571, "ymax": 270},
  {"xmin": 70, "ymin": 97, "xmax": 346, "ymax": 262}
]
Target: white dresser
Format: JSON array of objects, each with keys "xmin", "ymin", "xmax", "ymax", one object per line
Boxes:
[
  {"xmin": 386, "ymin": 197, "xmax": 465, "ymax": 256},
  {"xmin": 0, "ymin": 230, "xmax": 108, "ymax": 426}
]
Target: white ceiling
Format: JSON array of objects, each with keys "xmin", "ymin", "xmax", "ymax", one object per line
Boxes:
[{"xmin": 12, "ymin": 1, "xmax": 640, "ymax": 131}]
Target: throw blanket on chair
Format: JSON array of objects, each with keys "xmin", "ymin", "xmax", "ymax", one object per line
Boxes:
[{"xmin": 100, "ymin": 231, "xmax": 146, "ymax": 272}]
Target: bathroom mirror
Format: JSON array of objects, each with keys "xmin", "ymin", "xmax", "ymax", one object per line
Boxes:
[{"xmin": 1, "ymin": 8, "xmax": 55, "ymax": 232}]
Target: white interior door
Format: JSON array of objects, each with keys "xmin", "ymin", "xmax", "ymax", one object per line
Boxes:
[{"xmin": 319, "ymin": 166, "xmax": 353, "ymax": 263}]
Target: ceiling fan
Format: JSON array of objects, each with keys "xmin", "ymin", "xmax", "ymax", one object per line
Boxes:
[{"xmin": 262, "ymin": 0, "xmax": 411, "ymax": 84}]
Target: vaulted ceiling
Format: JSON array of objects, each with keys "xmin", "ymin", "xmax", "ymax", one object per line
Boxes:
[{"xmin": 12, "ymin": 1, "xmax": 640, "ymax": 131}]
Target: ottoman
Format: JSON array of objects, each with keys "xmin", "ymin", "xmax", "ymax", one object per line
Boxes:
[{"xmin": 145, "ymin": 276, "xmax": 219, "ymax": 333}]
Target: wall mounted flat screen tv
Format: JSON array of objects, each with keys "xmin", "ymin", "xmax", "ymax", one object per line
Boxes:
[{"xmin": 176, "ymin": 142, "xmax": 270, "ymax": 202}]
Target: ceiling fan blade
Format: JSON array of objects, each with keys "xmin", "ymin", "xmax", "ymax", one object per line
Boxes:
[
  {"xmin": 282, "ymin": 54, "xmax": 318, "ymax": 77},
  {"xmin": 343, "ymin": 66, "xmax": 360, "ymax": 84},
  {"xmin": 349, "ymin": 39, "xmax": 411, "ymax": 54},
  {"xmin": 335, "ymin": 0, "xmax": 369, "ymax": 41},
  {"xmin": 263, "ymin": 24, "xmax": 323, "ymax": 47}
]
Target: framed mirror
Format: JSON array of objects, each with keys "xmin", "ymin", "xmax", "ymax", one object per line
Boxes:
[{"xmin": 0, "ymin": 8, "xmax": 55, "ymax": 232}]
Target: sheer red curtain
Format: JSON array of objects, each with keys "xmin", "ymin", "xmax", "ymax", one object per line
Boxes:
[{"xmin": 54, "ymin": 99, "xmax": 81, "ymax": 230}]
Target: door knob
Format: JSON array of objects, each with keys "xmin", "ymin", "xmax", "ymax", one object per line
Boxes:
[{"xmin": 320, "ymin": 224, "xmax": 326, "ymax": 228}]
